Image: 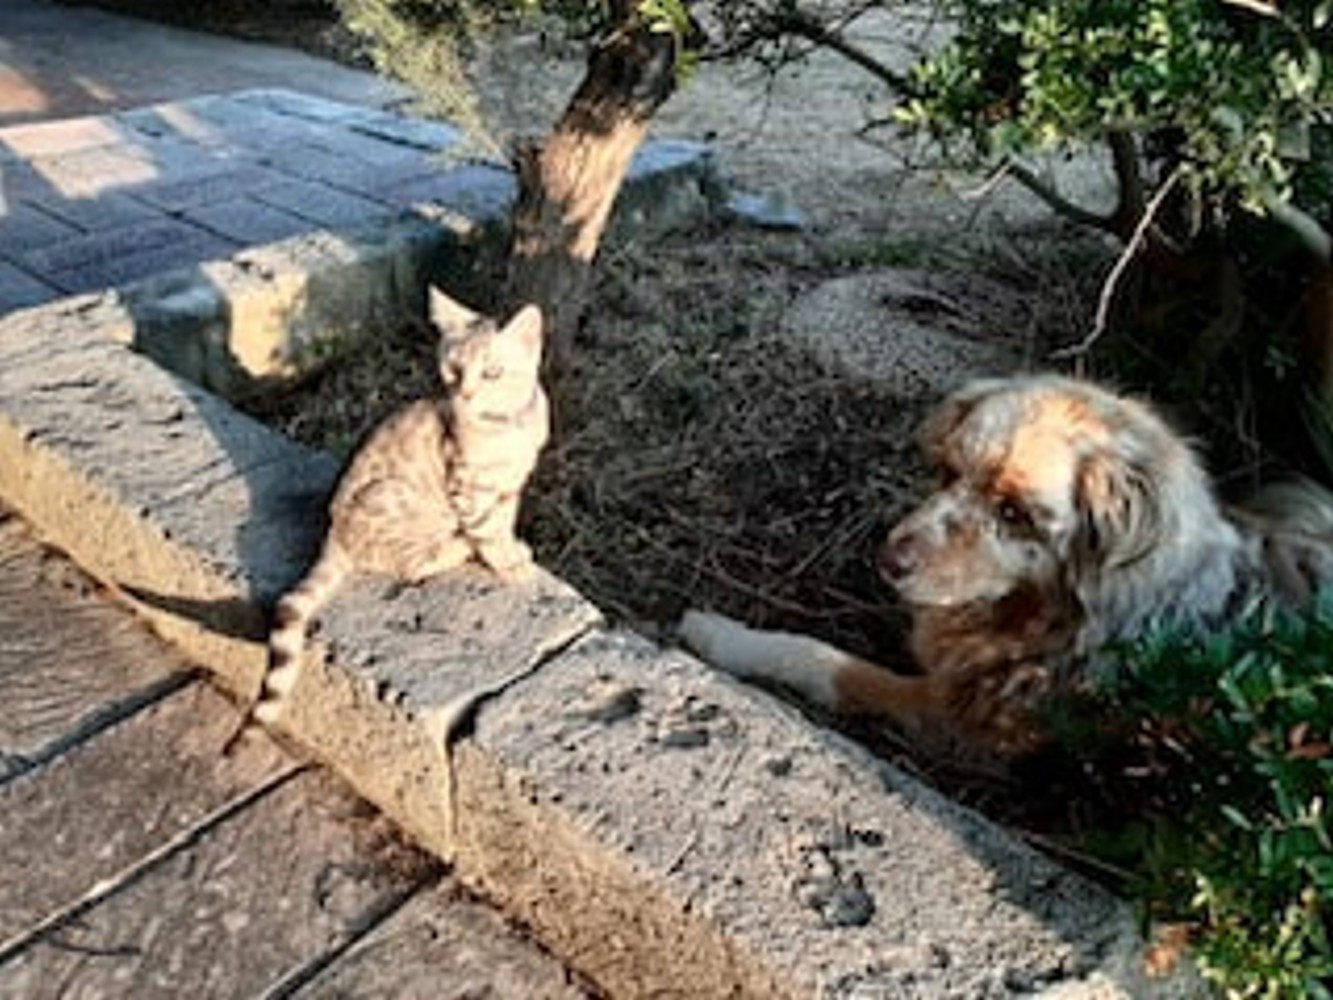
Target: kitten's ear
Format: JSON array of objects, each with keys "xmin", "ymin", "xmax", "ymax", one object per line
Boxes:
[
  {"xmin": 501, "ymin": 304, "xmax": 544, "ymax": 350},
  {"xmin": 428, "ymin": 286, "xmax": 484, "ymax": 338}
]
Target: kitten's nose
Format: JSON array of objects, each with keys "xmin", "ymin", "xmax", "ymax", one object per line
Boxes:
[{"xmin": 877, "ymin": 534, "xmax": 916, "ymax": 584}]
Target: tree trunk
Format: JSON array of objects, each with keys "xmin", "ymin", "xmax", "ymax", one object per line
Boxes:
[{"xmin": 502, "ymin": 6, "xmax": 682, "ymax": 375}]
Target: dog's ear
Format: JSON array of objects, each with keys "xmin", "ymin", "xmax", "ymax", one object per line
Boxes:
[
  {"xmin": 919, "ymin": 379, "xmax": 1000, "ymax": 462},
  {"xmin": 1074, "ymin": 448, "xmax": 1162, "ymax": 571}
]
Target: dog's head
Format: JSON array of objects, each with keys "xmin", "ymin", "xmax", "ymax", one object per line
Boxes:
[{"xmin": 879, "ymin": 376, "xmax": 1197, "ymax": 610}]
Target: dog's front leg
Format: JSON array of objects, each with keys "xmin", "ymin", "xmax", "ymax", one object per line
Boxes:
[{"xmin": 678, "ymin": 610, "xmax": 940, "ymax": 733}]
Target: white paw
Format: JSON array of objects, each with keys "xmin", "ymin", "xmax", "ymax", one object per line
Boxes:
[{"xmin": 678, "ymin": 609, "xmax": 744, "ymax": 665}]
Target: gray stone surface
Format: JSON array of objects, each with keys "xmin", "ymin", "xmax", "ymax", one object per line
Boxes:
[
  {"xmin": 0, "ymin": 680, "xmax": 289, "ymax": 942},
  {"xmin": 782, "ymin": 268, "xmax": 1026, "ymax": 397},
  {"xmin": 0, "ymin": 511, "xmax": 189, "ymax": 780},
  {"xmin": 294, "ymin": 882, "xmax": 593, "ymax": 999},
  {"xmin": 2, "ymin": 768, "xmax": 430, "ymax": 998},
  {"xmin": 459, "ymin": 630, "xmax": 1164, "ymax": 999}
]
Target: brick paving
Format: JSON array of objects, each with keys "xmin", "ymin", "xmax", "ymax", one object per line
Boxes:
[{"xmin": 0, "ymin": 89, "xmax": 474, "ymax": 313}]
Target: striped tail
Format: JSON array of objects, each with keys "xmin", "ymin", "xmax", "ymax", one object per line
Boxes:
[{"xmin": 255, "ymin": 543, "xmax": 352, "ymax": 726}]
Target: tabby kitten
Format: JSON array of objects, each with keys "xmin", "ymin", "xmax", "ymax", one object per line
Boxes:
[{"xmin": 250, "ymin": 289, "xmax": 548, "ymax": 729}]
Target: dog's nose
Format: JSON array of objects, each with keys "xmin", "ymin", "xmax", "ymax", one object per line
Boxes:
[{"xmin": 877, "ymin": 534, "xmax": 916, "ymax": 584}]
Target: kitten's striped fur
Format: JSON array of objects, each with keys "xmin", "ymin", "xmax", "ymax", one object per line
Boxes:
[{"xmin": 247, "ymin": 289, "xmax": 548, "ymax": 732}]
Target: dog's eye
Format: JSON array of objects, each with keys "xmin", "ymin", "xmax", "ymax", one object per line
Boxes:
[{"xmin": 995, "ymin": 496, "xmax": 1032, "ymax": 529}]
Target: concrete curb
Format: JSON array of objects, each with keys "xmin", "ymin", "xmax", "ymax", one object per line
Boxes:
[{"xmin": 0, "ymin": 305, "xmax": 1195, "ymax": 999}]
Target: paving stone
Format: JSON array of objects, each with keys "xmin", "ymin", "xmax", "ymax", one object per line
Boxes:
[
  {"xmin": 0, "ymin": 767, "xmax": 432, "ymax": 998},
  {"xmin": 24, "ymin": 144, "xmax": 164, "ymax": 199},
  {"xmin": 0, "ymin": 260, "xmax": 58, "ymax": 313},
  {"xmin": 350, "ymin": 114, "xmax": 463, "ymax": 153},
  {"xmin": 47, "ymin": 232, "xmax": 238, "ymax": 294},
  {"xmin": 19, "ymin": 189, "xmax": 159, "ymax": 232},
  {"xmin": 183, "ymin": 197, "xmax": 312, "ymax": 245},
  {"xmin": 382, "ymin": 164, "xmax": 517, "ymax": 223},
  {"xmin": 0, "ymin": 116, "xmax": 132, "ymax": 159},
  {"xmin": 257, "ymin": 142, "xmax": 440, "ymax": 197},
  {"xmin": 235, "ymin": 87, "xmax": 386, "ymax": 126},
  {"xmin": 0, "ymin": 680, "xmax": 289, "ymax": 941},
  {"xmin": 20, "ymin": 218, "xmax": 211, "ymax": 273},
  {"xmin": 129, "ymin": 163, "xmax": 288, "ymax": 212},
  {"xmin": 253, "ymin": 177, "xmax": 395, "ymax": 229},
  {"xmin": 0, "ymin": 202, "xmax": 79, "ymax": 256},
  {"xmin": 293, "ymin": 881, "xmax": 592, "ymax": 999},
  {"xmin": 0, "ymin": 510, "xmax": 189, "ymax": 780}
]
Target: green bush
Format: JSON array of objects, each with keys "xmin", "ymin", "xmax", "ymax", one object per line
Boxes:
[
  {"xmin": 1081, "ymin": 598, "xmax": 1333, "ymax": 997},
  {"xmin": 897, "ymin": 0, "xmax": 1333, "ymax": 242}
]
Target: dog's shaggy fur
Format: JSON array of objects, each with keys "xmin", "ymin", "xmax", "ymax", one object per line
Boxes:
[{"xmin": 680, "ymin": 375, "xmax": 1333, "ymax": 755}]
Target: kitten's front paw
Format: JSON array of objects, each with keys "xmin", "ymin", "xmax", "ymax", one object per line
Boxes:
[{"xmin": 480, "ymin": 540, "xmax": 536, "ymax": 583}]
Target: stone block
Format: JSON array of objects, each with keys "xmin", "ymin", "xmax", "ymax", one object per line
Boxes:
[
  {"xmin": 0, "ymin": 115, "xmax": 131, "ymax": 159},
  {"xmin": 0, "ymin": 202, "xmax": 79, "ymax": 256},
  {"xmin": 235, "ymin": 87, "xmax": 385, "ymax": 126},
  {"xmin": 19, "ymin": 217, "xmax": 225, "ymax": 277},
  {"xmin": 22, "ymin": 189, "xmax": 159, "ymax": 232},
  {"xmin": 257, "ymin": 141, "xmax": 439, "ymax": 194},
  {"xmin": 23, "ymin": 144, "xmax": 163, "ymax": 199},
  {"xmin": 350, "ymin": 114, "xmax": 463, "ymax": 153},
  {"xmin": 456, "ymin": 630, "xmax": 1175, "ymax": 999},
  {"xmin": 131, "ymin": 163, "xmax": 288, "ymax": 212},
  {"xmin": 184, "ymin": 197, "xmax": 311, "ymax": 246},
  {"xmin": 0, "ymin": 310, "xmax": 337, "ymax": 692},
  {"xmin": 383, "ymin": 164, "xmax": 517, "ymax": 225},
  {"xmin": 253, "ymin": 177, "xmax": 395, "ymax": 229}
]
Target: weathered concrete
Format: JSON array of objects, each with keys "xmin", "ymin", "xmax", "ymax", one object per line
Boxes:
[
  {"xmin": 0, "ymin": 511, "xmax": 189, "ymax": 779},
  {"xmin": 0, "ymin": 285, "xmax": 1194, "ymax": 996},
  {"xmin": 457, "ymin": 630, "xmax": 1165, "ymax": 999}
]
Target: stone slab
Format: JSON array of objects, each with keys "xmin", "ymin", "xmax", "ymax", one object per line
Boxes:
[
  {"xmin": 454, "ymin": 629, "xmax": 1172, "ymax": 999},
  {"xmin": 0, "ymin": 767, "xmax": 431, "ymax": 998},
  {"xmin": 0, "ymin": 202, "xmax": 79, "ymax": 256},
  {"xmin": 293, "ymin": 880, "xmax": 592, "ymax": 999},
  {"xmin": 17, "ymin": 217, "xmax": 215, "ymax": 274},
  {"xmin": 0, "ymin": 510, "xmax": 190, "ymax": 780},
  {"xmin": 0, "ymin": 680, "xmax": 289, "ymax": 942},
  {"xmin": 183, "ymin": 198, "xmax": 312, "ymax": 246},
  {"xmin": 0, "ymin": 261, "xmax": 58, "ymax": 313},
  {"xmin": 252, "ymin": 177, "xmax": 396, "ymax": 230}
]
